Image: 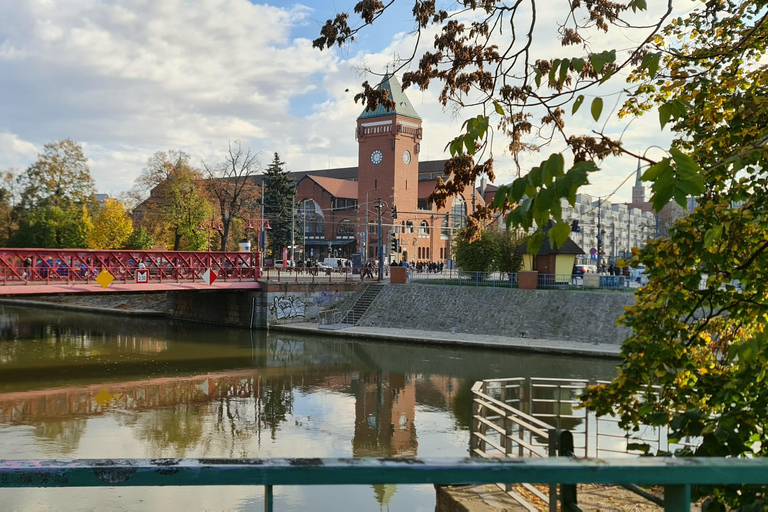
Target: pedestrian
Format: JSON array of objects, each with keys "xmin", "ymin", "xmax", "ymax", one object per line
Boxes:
[{"xmin": 23, "ymin": 257, "xmax": 31, "ymax": 281}]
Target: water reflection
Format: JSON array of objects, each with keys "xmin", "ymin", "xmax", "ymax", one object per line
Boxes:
[{"xmin": 0, "ymin": 304, "xmax": 618, "ymax": 511}]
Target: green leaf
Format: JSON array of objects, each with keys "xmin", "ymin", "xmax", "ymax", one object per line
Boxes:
[
  {"xmin": 464, "ymin": 133, "xmax": 476, "ymax": 154},
  {"xmin": 559, "ymin": 58, "xmax": 570, "ymax": 84},
  {"xmin": 535, "ymin": 187, "xmax": 554, "ymax": 212},
  {"xmin": 491, "ymin": 185, "xmax": 508, "ymax": 210},
  {"xmin": 493, "ymin": 101, "xmax": 504, "ymax": 115},
  {"xmin": 572, "ymin": 95, "xmax": 585, "ymax": 115},
  {"xmin": 641, "ymin": 52, "xmax": 661, "ymax": 78},
  {"xmin": 534, "ymin": 68, "xmax": 542, "ymax": 88},
  {"xmin": 527, "ymin": 232, "xmax": 544, "ymax": 255},
  {"xmin": 590, "ymin": 97, "xmax": 603, "ymax": 122},
  {"xmin": 704, "ymin": 228, "xmax": 715, "ymax": 248},
  {"xmin": 571, "ymin": 58, "xmax": 584, "ymax": 73},
  {"xmin": 641, "ymin": 159, "xmax": 671, "ymax": 182},
  {"xmin": 590, "ymin": 50, "xmax": 615, "ymax": 74},
  {"xmin": 548, "ymin": 59, "xmax": 561, "ymax": 86},
  {"xmin": 549, "ymin": 221, "xmax": 571, "ymax": 248},
  {"xmin": 511, "ymin": 177, "xmax": 527, "ymax": 202}
]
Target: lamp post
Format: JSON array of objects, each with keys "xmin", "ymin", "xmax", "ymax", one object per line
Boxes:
[
  {"xmin": 198, "ymin": 220, "xmax": 222, "ymax": 251},
  {"xmin": 244, "ymin": 219, "xmax": 272, "ymax": 271}
]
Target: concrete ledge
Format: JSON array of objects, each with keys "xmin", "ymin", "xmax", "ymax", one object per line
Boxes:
[{"xmin": 271, "ymin": 322, "xmax": 621, "ymax": 358}]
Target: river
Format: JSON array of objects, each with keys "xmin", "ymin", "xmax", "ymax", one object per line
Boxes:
[{"xmin": 0, "ymin": 304, "xmax": 618, "ymax": 511}]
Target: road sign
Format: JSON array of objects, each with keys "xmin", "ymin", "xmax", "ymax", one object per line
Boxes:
[
  {"xmin": 95, "ymin": 270, "xmax": 114, "ymax": 289},
  {"xmin": 590, "ymin": 248, "xmax": 597, "ymax": 255},
  {"xmin": 202, "ymin": 268, "xmax": 218, "ymax": 286},
  {"xmin": 136, "ymin": 269, "xmax": 149, "ymax": 284}
]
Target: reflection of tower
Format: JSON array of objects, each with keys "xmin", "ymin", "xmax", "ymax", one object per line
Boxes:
[{"xmin": 352, "ymin": 371, "xmax": 417, "ymax": 457}]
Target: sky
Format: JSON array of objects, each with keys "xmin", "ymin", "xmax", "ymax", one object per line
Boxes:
[{"xmin": 0, "ymin": 0, "xmax": 676, "ymax": 203}]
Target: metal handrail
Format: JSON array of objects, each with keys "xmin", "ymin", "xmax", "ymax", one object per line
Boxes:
[{"xmin": 4, "ymin": 457, "xmax": 768, "ymax": 511}]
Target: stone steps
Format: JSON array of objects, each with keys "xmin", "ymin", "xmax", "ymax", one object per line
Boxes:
[{"xmin": 343, "ymin": 283, "xmax": 386, "ymax": 325}]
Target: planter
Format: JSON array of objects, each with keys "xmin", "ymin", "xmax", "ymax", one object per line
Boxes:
[
  {"xmin": 518, "ymin": 271, "xmax": 538, "ymax": 290},
  {"xmin": 390, "ymin": 266, "xmax": 408, "ymax": 284}
]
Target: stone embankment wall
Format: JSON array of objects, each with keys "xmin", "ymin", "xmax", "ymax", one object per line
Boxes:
[
  {"xmin": 167, "ymin": 282, "xmax": 364, "ymax": 328},
  {"xmin": 360, "ymin": 284, "xmax": 635, "ymax": 345}
]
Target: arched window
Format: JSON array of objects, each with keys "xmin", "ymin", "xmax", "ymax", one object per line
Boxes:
[
  {"xmin": 419, "ymin": 220, "xmax": 429, "ymax": 235},
  {"xmin": 451, "ymin": 196, "xmax": 466, "ymax": 231},
  {"xmin": 337, "ymin": 219, "xmax": 354, "ymax": 238},
  {"xmin": 441, "ymin": 215, "xmax": 450, "ymax": 237},
  {"xmin": 405, "ymin": 221, "xmax": 414, "ymax": 233},
  {"xmin": 299, "ymin": 199, "xmax": 324, "ymax": 237}
]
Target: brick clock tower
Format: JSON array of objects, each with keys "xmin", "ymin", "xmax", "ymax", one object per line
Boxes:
[{"xmin": 356, "ymin": 74, "xmax": 422, "ymax": 263}]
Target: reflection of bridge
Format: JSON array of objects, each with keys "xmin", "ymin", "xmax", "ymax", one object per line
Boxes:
[{"xmin": 0, "ymin": 248, "xmax": 262, "ymax": 295}]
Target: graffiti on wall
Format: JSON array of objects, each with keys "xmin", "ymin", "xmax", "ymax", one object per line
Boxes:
[
  {"xmin": 314, "ymin": 291, "xmax": 344, "ymax": 307},
  {"xmin": 270, "ymin": 296, "xmax": 306, "ymax": 320}
]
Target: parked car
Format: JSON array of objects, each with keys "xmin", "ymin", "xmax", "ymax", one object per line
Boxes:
[
  {"xmin": 274, "ymin": 260, "xmax": 295, "ymax": 269},
  {"xmin": 572, "ymin": 265, "xmax": 588, "ymax": 276}
]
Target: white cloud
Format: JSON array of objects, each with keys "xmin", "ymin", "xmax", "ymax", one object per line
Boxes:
[{"xmin": 0, "ymin": 0, "xmax": 678, "ymax": 204}]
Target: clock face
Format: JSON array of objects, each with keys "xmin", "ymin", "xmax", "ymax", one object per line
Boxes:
[
  {"xmin": 370, "ymin": 149, "xmax": 383, "ymax": 165},
  {"xmin": 402, "ymin": 150, "xmax": 412, "ymax": 165}
]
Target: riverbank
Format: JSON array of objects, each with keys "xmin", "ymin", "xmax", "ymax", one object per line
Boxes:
[
  {"xmin": 1, "ymin": 291, "xmax": 622, "ymax": 358},
  {"xmin": 271, "ymin": 322, "xmax": 621, "ymax": 358}
]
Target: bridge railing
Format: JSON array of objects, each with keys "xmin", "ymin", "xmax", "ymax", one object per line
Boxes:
[
  {"xmin": 2, "ymin": 456, "xmax": 766, "ymax": 511},
  {"xmin": 260, "ymin": 267, "xmax": 382, "ymax": 283},
  {"xmin": 0, "ymin": 248, "xmax": 262, "ymax": 285}
]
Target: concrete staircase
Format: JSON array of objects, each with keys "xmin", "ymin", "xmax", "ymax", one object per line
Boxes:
[{"xmin": 342, "ymin": 283, "xmax": 386, "ymax": 325}]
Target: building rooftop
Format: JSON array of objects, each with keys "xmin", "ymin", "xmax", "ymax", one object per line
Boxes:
[
  {"xmin": 303, "ymin": 175, "xmax": 358, "ymax": 199},
  {"xmin": 357, "ymin": 74, "xmax": 421, "ymax": 121}
]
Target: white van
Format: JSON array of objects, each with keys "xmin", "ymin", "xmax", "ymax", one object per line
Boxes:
[{"xmin": 323, "ymin": 258, "xmax": 349, "ymax": 269}]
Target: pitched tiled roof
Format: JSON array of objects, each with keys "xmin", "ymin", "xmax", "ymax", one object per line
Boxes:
[
  {"xmin": 358, "ymin": 74, "xmax": 421, "ymax": 121},
  {"xmin": 305, "ymin": 175, "xmax": 358, "ymax": 199}
]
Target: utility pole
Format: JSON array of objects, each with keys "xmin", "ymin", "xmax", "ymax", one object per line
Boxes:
[
  {"xmin": 290, "ymin": 191, "xmax": 296, "ymax": 266},
  {"xmin": 596, "ymin": 197, "xmax": 603, "ymax": 271},
  {"xmin": 375, "ymin": 198, "xmax": 384, "ymax": 282},
  {"xmin": 365, "ymin": 191, "xmax": 369, "ymax": 261},
  {"xmin": 260, "ymin": 179, "xmax": 266, "ymax": 254}
]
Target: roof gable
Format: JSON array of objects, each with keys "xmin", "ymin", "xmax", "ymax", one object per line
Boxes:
[{"xmin": 304, "ymin": 175, "xmax": 358, "ymax": 199}]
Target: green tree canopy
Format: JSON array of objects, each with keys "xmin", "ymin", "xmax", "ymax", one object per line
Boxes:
[
  {"xmin": 10, "ymin": 205, "xmax": 93, "ymax": 249},
  {"xmin": 132, "ymin": 151, "xmax": 212, "ymax": 251},
  {"xmin": 262, "ymin": 153, "xmax": 296, "ymax": 259},
  {"xmin": 17, "ymin": 140, "xmax": 96, "ymax": 211}
]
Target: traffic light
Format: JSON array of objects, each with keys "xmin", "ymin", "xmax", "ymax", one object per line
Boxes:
[
  {"xmin": 390, "ymin": 233, "xmax": 398, "ymax": 253},
  {"xmin": 391, "ymin": 205, "xmax": 398, "ymax": 219},
  {"xmin": 570, "ymin": 220, "xmax": 580, "ymax": 232}
]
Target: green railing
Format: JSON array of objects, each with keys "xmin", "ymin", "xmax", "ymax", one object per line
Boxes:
[{"xmin": 2, "ymin": 457, "xmax": 768, "ymax": 511}]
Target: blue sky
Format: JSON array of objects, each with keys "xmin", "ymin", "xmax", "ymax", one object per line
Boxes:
[{"xmin": 0, "ymin": 0, "xmax": 673, "ymax": 203}]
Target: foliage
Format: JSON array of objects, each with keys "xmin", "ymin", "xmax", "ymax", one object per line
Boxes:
[
  {"xmin": 88, "ymin": 198, "xmax": 133, "ymax": 249},
  {"xmin": 203, "ymin": 140, "xmax": 261, "ymax": 251},
  {"xmin": 10, "ymin": 205, "xmax": 93, "ymax": 248},
  {"xmin": 453, "ymin": 229, "xmax": 500, "ymax": 273},
  {"xmin": 262, "ymin": 153, "xmax": 296, "ymax": 259},
  {"xmin": 317, "ymin": 1, "xmax": 768, "ymax": 507},
  {"xmin": 492, "ymin": 230, "xmax": 526, "ymax": 274},
  {"xmin": 125, "ymin": 227, "xmax": 155, "ymax": 250},
  {"xmin": 132, "ymin": 151, "xmax": 212, "ymax": 251},
  {"xmin": 17, "ymin": 140, "xmax": 96, "ymax": 210},
  {"xmin": 0, "ymin": 170, "xmax": 17, "ymax": 246},
  {"xmin": 454, "ymin": 228, "xmax": 525, "ymax": 273}
]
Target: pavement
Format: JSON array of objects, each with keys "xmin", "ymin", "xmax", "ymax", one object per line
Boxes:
[{"xmin": 271, "ymin": 321, "xmax": 622, "ymax": 358}]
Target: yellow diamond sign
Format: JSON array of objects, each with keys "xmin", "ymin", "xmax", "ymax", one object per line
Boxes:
[{"xmin": 95, "ymin": 270, "xmax": 115, "ymax": 289}]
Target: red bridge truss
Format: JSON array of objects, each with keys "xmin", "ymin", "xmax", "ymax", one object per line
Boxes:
[{"xmin": 0, "ymin": 248, "xmax": 262, "ymax": 294}]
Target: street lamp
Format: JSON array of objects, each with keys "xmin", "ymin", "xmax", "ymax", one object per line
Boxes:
[
  {"xmin": 245, "ymin": 219, "xmax": 272, "ymax": 254},
  {"xmin": 198, "ymin": 220, "xmax": 223, "ymax": 251}
]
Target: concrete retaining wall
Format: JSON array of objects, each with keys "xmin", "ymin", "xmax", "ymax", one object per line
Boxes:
[
  {"xmin": 167, "ymin": 282, "xmax": 364, "ymax": 328},
  {"xmin": 361, "ymin": 284, "xmax": 635, "ymax": 345}
]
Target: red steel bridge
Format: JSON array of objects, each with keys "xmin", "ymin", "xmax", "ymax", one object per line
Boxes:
[{"xmin": 0, "ymin": 248, "xmax": 263, "ymax": 295}]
